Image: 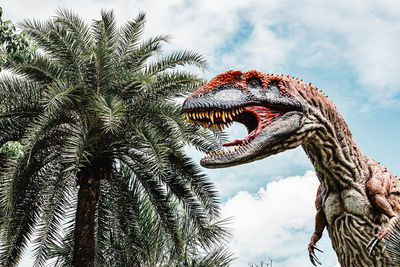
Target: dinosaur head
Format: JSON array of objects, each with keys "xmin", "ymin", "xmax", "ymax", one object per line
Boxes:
[{"xmin": 182, "ymin": 70, "xmax": 310, "ymax": 168}]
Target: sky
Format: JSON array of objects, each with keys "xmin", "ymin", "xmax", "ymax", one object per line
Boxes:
[{"xmin": 2, "ymin": 0, "xmax": 400, "ymax": 266}]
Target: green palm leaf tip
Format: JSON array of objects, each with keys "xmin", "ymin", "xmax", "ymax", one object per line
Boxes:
[{"xmin": 0, "ymin": 8, "xmax": 229, "ymax": 267}]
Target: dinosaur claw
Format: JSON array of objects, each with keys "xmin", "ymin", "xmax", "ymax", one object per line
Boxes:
[
  {"xmin": 367, "ymin": 237, "xmax": 380, "ymax": 256},
  {"xmin": 309, "ymin": 245, "xmax": 322, "ymax": 265},
  {"xmin": 313, "ymin": 245, "xmax": 323, "ymax": 253},
  {"xmin": 309, "ymin": 253, "xmax": 319, "ymax": 266},
  {"xmin": 366, "ymin": 236, "xmax": 377, "ymax": 249},
  {"xmin": 309, "ymin": 254, "xmax": 316, "ymax": 266},
  {"xmin": 382, "ymin": 239, "xmax": 388, "ymax": 253},
  {"xmin": 367, "ymin": 217, "xmax": 399, "ymax": 256}
]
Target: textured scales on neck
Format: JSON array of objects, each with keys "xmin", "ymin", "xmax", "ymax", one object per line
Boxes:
[{"xmin": 182, "ymin": 70, "xmax": 398, "ymax": 266}]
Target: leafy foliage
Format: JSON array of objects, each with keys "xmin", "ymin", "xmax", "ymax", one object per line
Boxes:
[
  {"xmin": 0, "ymin": 141, "xmax": 23, "ymax": 159},
  {"xmin": 0, "ymin": 7, "xmax": 34, "ymax": 70},
  {"xmin": 0, "ymin": 9, "xmax": 228, "ymax": 266}
]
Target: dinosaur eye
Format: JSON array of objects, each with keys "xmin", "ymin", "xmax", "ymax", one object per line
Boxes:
[{"xmin": 247, "ymin": 78, "xmax": 260, "ymax": 88}]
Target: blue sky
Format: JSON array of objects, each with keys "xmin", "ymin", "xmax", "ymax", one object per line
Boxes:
[{"xmin": 2, "ymin": 0, "xmax": 400, "ymax": 266}]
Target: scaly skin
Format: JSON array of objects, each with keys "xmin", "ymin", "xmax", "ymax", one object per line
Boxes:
[{"xmin": 182, "ymin": 70, "xmax": 399, "ymax": 266}]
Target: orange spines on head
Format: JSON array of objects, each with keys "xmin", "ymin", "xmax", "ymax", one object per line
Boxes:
[{"xmin": 189, "ymin": 70, "xmax": 245, "ymax": 98}]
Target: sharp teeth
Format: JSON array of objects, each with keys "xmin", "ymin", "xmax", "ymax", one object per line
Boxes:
[
  {"xmin": 227, "ymin": 111, "xmax": 233, "ymax": 121},
  {"xmin": 222, "ymin": 112, "xmax": 226, "ymax": 122},
  {"xmin": 210, "ymin": 111, "xmax": 214, "ymax": 123},
  {"xmin": 205, "ymin": 112, "xmax": 209, "ymax": 118},
  {"xmin": 217, "ymin": 124, "xmax": 222, "ymax": 131},
  {"xmin": 202, "ymin": 122, "xmax": 206, "ymax": 129},
  {"xmin": 212, "ymin": 123, "xmax": 216, "ymax": 132},
  {"xmin": 185, "ymin": 113, "xmax": 189, "ymax": 119}
]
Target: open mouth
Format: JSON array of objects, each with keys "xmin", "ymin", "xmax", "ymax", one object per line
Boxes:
[{"xmin": 184, "ymin": 105, "xmax": 292, "ymax": 159}]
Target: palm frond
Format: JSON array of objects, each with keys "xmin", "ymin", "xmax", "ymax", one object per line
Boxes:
[
  {"xmin": 61, "ymin": 121, "xmax": 92, "ymax": 174},
  {"xmin": 192, "ymin": 247, "xmax": 235, "ymax": 267},
  {"xmin": 54, "ymin": 8, "xmax": 93, "ymax": 56},
  {"xmin": 130, "ymin": 71, "xmax": 204, "ymax": 104},
  {"xmin": 117, "ymin": 12, "xmax": 146, "ymax": 63},
  {"xmin": 32, "ymin": 170, "xmax": 75, "ymax": 267},
  {"xmin": 120, "ymin": 35, "xmax": 170, "ymax": 72},
  {"xmin": 119, "ymin": 158, "xmax": 181, "ymax": 252},
  {"xmin": 42, "ymin": 80, "xmax": 82, "ymax": 114},
  {"xmin": 145, "ymin": 50, "xmax": 207, "ymax": 75},
  {"xmin": 92, "ymin": 9, "xmax": 118, "ymax": 94},
  {"xmin": 4, "ymin": 51, "xmax": 65, "ymax": 83},
  {"xmin": 92, "ymin": 94, "xmax": 126, "ymax": 134}
]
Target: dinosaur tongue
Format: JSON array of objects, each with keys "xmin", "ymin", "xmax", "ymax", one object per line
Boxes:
[{"xmin": 222, "ymin": 106, "xmax": 284, "ymax": 147}]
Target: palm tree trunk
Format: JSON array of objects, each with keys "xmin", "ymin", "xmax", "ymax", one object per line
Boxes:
[{"xmin": 72, "ymin": 172, "xmax": 100, "ymax": 267}]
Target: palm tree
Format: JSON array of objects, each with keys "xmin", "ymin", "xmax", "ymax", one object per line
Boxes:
[
  {"xmin": 48, "ymin": 165, "xmax": 234, "ymax": 267},
  {"xmin": 0, "ymin": 9, "xmax": 224, "ymax": 267}
]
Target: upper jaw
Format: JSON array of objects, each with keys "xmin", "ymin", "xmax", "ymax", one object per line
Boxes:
[
  {"xmin": 182, "ymin": 86, "xmax": 248, "ymax": 111},
  {"xmin": 182, "ymin": 91, "xmax": 302, "ymax": 113}
]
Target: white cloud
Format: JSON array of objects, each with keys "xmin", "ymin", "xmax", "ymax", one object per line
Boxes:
[{"xmin": 221, "ymin": 171, "xmax": 339, "ymax": 266}]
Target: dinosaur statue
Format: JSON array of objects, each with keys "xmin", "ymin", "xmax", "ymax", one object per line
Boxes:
[{"xmin": 182, "ymin": 70, "xmax": 399, "ymax": 266}]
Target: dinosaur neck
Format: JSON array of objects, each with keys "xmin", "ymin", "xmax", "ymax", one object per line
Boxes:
[{"xmin": 300, "ymin": 101, "xmax": 367, "ymax": 192}]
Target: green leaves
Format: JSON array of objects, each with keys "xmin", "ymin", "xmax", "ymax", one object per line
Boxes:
[
  {"xmin": 0, "ymin": 7, "xmax": 34, "ymax": 70},
  {"xmin": 0, "ymin": 141, "xmax": 23, "ymax": 159}
]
